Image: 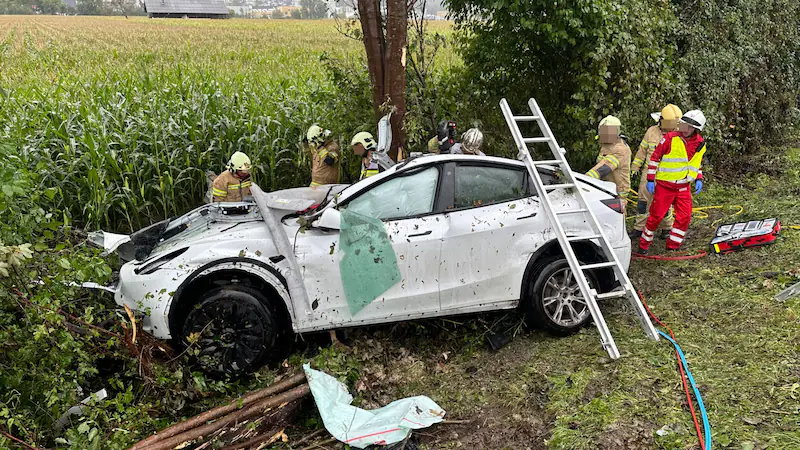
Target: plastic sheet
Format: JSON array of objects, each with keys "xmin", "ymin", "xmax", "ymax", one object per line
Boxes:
[
  {"xmin": 339, "ymin": 209, "xmax": 401, "ymax": 315},
  {"xmin": 303, "ymin": 364, "xmax": 445, "ymax": 448}
]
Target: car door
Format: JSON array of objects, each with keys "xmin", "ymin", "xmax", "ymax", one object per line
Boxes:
[
  {"xmin": 439, "ymin": 162, "xmax": 549, "ymax": 311},
  {"xmin": 296, "ymin": 165, "xmax": 445, "ymax": 329}
]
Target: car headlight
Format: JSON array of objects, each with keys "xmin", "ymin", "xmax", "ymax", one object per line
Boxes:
[{"xmin": 134, "ymin": 248, "xmax": 189, "ymax": 275}]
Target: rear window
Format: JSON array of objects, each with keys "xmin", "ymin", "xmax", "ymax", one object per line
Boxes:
[{"xmin": 454, "ymin": 165, "xmax": 528, "ymax": 209}]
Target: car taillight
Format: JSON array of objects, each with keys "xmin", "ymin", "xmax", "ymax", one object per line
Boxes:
[{"xmin": 601, "ymin": 197, "xmax": 623, "ymax": 214}]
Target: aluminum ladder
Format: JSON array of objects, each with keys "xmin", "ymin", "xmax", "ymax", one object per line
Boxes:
[{"xmin": 500, "ymin": 97, "xmax": 659, "ymax": 359}]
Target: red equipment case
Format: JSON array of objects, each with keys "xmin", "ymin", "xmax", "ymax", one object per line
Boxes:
[{"xmin": 709, "ymin": 218, "xmax": 781, "ymax": 254}]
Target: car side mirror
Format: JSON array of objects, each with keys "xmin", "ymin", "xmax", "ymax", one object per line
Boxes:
[{"xmin": 317, "ymin": 208, "xmax": 341, "ymax": 230}]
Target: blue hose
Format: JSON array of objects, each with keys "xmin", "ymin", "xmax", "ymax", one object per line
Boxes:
[{"xmin": 658, "ymin": 330, "xmax": 712, "ymax": 450}]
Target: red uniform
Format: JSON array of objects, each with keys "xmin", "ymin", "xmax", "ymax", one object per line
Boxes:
[{"xmin": 639, "ymin": 132, "xmax": 705, "ymax": 251}]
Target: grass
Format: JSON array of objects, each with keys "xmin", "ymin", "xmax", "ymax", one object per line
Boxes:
[{"xmin": 297, "ymin": 150, "xmax": 800, "ymax": 449}]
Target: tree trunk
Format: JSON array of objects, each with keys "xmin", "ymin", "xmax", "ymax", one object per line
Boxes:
[
  {"xmin": 357, "ymin": 0, "xmax": 386, "ymax": 119},
  {"xmin": 384, "ymin": 0, "xmax": 408, "ymax": 161}
]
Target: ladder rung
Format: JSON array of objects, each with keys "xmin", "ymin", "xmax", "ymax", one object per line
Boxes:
[
  {"xmin": 596, "ymin": 290, "xmax": 629, "ymax": 300},
  {"xmin": 580, "ymin": 262, "xmax": 617, "ymax": 270},
  {"xmin": 533, "ymin": 159, "xmax": 562, "ymax": 165},
  {"xmin": 546, "ymin": 183, "xmax": 575, "ymax": 189},
  {"xmin": 567, "ymin": 234, "xmax": 601, "ymax": 242},
  {"xmin": 523, "ymin": 137, "xmax": 550, "ymax": 144},
  {"xmin": 556, "ymin": 208, "xmax": 588, "ymax": 215},
  {"xmin": 514, "ymin": 115, "xmax": 540, "ymax": 121}
]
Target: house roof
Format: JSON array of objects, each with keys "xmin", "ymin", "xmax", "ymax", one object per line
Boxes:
[{"xmin": 144, "ymin": 0, "xmax": 229, "ymax": 15}]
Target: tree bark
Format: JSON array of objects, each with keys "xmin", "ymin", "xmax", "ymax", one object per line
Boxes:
[
  {"xmin": 384, "ymin": 0, "xmax": 408, "ymax": 161},
  {"xmin": 357, "ymin": 0, "xmax": 386, "ymax": 119}
]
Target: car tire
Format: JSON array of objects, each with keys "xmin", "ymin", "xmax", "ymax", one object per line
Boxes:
[
  {"xmin": 181, "ymin": 285, "xmax": 278, "ymax": 377},
  {"xmin": 523, "ymin": 257, "xmax": 597, "ymax": 335}
]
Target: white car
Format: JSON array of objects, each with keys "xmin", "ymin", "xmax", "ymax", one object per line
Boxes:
[{"xmin": 90, "ymin": 154, "xmax": 630, "ymax": 375}]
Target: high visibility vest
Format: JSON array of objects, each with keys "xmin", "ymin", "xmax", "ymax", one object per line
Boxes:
[
  {"xmin": 655, "ymin": 137, "xmax": 706, "ymax": 183},
  {"xmin": 360, "ymin": 160, "xmax": 379, "ymax": 180}
]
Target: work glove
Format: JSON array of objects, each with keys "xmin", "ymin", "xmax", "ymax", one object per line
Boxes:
[
  {"xmin": 695, "ymin": 180, "xmax": 703, "ymax": 194},
  {"xmin": 646, "ymin": 181, "xmax": 655, "ymax": 195}
]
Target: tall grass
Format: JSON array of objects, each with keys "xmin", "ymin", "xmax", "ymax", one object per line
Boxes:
[{"xmin": 1, "ymin": 16, "xmax": 428, "ymax": 232}]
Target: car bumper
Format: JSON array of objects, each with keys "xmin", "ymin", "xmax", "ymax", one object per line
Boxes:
[
  {"xmin": 113, "ymin": 262, "xmax": 186, "ymax": 340},
  {"xmin": 612, "ymin": 237, "xmax": 632, "ymax": 272}
]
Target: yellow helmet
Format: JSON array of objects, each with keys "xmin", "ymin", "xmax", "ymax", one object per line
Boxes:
[
  {"xmin": 598, "ymin": 115, "xmax": 621, "ymax": 130},
  {"xmin": 350, "ymin": 132, "xmax": 377, "ymax": 151},
  {"xmin": 306, "ymin": 125, "xmax": 325, "ymax": 146},
  {"xmin": 228, "ymin": 151, "xmax": 251, "ymax": 173},
  {"xmin": 661, "ymin": 104, "xmax": 683, "ymax": 121}
]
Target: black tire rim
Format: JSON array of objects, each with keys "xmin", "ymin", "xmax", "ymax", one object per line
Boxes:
[
  {"xmin": 183, "ymin": 299, "xmax": 268, "ymax": 375},
  {"xmin": 541, "ymin": 267, "xmax": 590, "ymax": 327}
]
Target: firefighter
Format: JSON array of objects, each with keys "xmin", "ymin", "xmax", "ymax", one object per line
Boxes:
[
  {"xmin": 351, "ymin": 132, "xmax": 379, "ymax": 180},
  {"xmin": 586, "ymin": 115, "xmax": 631, "ymax": 208},
  {"xmin": 212, "ymin": 151, "xmax": 252, "ymax": 202},
  {"xmin": 306, "ymin": 125, "xmax": 340, "ymax": 188},
  {"xmin": 426, "ymin": 120, "xmax": 457, "ymax": 154},
  {"xmin": 458, "ymin": 128, "xmax": 486, "ymax": 155},
  {"xmin": 637, "ymin": 110, "xmax": 707, "ymax": 254},
  {"xmin": 629, "ymin": 104, "xmax": 682, "ymax": 239}
]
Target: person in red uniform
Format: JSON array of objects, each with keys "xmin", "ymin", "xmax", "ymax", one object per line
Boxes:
[{"xmin": 636, "ymin": 110, "xmax": 707, "ymax": 254}]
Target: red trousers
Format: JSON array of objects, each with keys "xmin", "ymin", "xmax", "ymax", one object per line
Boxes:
[{"xmin": 639, "ymin": 182, "xmax": 693, "ymax": 250}]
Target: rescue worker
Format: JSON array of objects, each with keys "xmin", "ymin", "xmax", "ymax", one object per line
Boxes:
[
  {"xmin": 586, "ymin": 115, "xmax": 631, "ymax": 209},
  {"xmin": 458, "ymin": 128, "xmax": 486, "ymax": 156},
  {"xmin": 306, "ymin": 125, "xmax": 340, "ymax": 188},
  {"xmin": 212, "ymin": 151, "xmax": 252, "ymax": 202},
  {"xmin": 351, "ymin": 132, "xmax": 379, "ymax": 180},
  {"xmin": 637, "ymin": 110, "xmax": 707, "ymax": 254},
  {"xmin": 629, "ymin": 104, "xmax": 682, "ymax": 239},
  {"xmin": 426, "ymin": 120, "xmax": 458, "ymax": 154}
]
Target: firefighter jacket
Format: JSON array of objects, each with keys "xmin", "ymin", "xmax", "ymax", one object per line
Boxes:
[
  {"xmin": 632, "ymin": 125, "xmax": 665, "ymax": 174},
  {"xmin": 212, "ymin": 170, "xmax": 252, "ymax": 202},
  {"xmin": 647, "ymin": 131, "xmax": 705, "ymax": 186},
  {"xmin": 310, "ymin": 141, "xmax": 341, "ymax": 187},
  {"xmin": 586, "ymin": 139, "xmax": 631, "ymax": 199},
  {"xmin": 360, "ymin": 157, "xmax": 379, "ymax": 180}
]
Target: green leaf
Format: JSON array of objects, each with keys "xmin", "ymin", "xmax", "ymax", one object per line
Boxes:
[{"xmin": 58, "ymin": 258, "xmax": 72, "ymax": 270}]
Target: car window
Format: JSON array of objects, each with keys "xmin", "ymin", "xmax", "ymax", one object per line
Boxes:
[
  {"xmin": 454, "ymin": 165, "xmax": 528, "ymax": 209},
  {"xmin": 345, "ymin": 166, "xmax": 439, "ymax": 221}
]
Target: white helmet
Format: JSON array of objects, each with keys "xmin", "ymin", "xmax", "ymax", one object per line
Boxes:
[
  {"xmin": 680, "ymin": 110, "xmax": 706, "ymax": 131},
  {"xmin": 461, "ymin": 128, "xmax": 484, "ymax": 155}
]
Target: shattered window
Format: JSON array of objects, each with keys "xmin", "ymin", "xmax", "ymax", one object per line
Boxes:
[
  {"xmin": 454, "ymin": 165, "xmax": 527, "ymax": 209},
  {"xmin": 345, "ymin": 167, "xmax": 439, "ymax": 221}
]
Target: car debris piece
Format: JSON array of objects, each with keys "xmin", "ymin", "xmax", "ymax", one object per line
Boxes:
[
  {"xmin": 776, "ymin": 280, "xmax": 800, "ymax": 302},
  {"xmin": 303, "ymin": 364, "xmax": 445, "ymax": 449},
  {"xmin": 53, "ymin": 389, "xmax": 107, "ymax": 433}
]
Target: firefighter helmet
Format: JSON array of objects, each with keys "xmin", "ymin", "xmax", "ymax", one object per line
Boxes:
[
  {"xmin": 228, "ymin": 151, "xmax": 251, "ymax": 173},
  {"xmin": 306, "ymin": 125, "xmax": 325, "ymax": 146},
  {"xmin": 680, "ymin": 110, "xmax": 706, "ymax": 131},
  {"xmin": 461, "ymin": 128, "xmax": 484, "ymax": 155},
  {"xmin": 598, "ymin": 115, "xmax": 621, "ymax": 131},
  {"xmin": 351, "ymin": 132, "xmax": 377, "ymax": 151}
]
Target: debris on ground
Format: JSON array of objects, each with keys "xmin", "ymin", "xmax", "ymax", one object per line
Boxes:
[
  {"xmin": 53, "ymin": 389, "xmax": 108, "ymax": 433},
  {"xmin": 775, "ymin": 280, "xmax": 800, "ymax": 302},
  {"xmin": 303, "ymin": 364, "xmax": 446, "ymax": 449},
  {"xmin": 128, "ymin": 373, "xmax": 310, "ymax": 450}
]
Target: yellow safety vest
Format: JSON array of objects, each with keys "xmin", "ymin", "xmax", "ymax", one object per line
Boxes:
[{"xmin": 655, "ymin": 137, "xmax": 706, "ymax": 183}]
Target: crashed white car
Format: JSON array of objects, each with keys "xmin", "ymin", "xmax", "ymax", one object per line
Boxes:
[{"xmin": 91, "ymin": 154, "xmax": 630, "ymax": 375}]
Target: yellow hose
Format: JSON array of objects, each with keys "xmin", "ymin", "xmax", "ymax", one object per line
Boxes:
[{"xmin": 626, "ymin": 188, "xmax": 743, "ymax": 226}]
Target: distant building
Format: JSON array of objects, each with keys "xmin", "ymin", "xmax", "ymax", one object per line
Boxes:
[
  {"xmin": 435, "ymin": 10, "xmax": 449, "ymax": 20},
  {"xmin": 277, "ymin": 5, "xmax": 296, "ymax": 14},
  {"xmin": 228, "ymin": 4, "xmax": 251, "ymax": 16},
  {"xmin": 144, "ymin": 0, "xmax": 229, "ymax": 18}
]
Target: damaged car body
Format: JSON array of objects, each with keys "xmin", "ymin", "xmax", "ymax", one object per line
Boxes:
[{"xmin": 89, "ymin": 155, "xmax": 631, "ymax": 375}]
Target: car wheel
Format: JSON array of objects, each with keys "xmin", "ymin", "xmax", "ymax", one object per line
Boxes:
[
  {"xmin": 181, "ymin": 285, "xmax": 278, "ymax": 377},
  {"xmin": 524, "ymin": 257, "xmax": 596, "ymax": 335}
]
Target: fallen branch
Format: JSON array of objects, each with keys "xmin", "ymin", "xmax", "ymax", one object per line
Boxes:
[
  {"xmin": 135, "ymin": 384, "xmax": 311, "ymax": 450},
  {"xmin": 131, "ymin": 373, "xmax": 306, "ymax": 450},
  {"xmin": 288, "ymin": 428, "xmax": 326, "ymax": 449},
  {"xmin": 0, "ymin": 427, "xmax": 42, "ymax": 450},
  {"xmin": 221, "ymin": 427, "xmax": 287, "ymax": 450}
]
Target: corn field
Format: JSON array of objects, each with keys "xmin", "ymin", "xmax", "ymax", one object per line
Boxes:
[{"xmin": 0, "ymin": 16, "xmax": 433, "ymax": 232}]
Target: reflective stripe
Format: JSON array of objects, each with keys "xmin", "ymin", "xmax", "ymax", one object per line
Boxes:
[
  {"xmin": 642, "ymin": 232, "xmax": 655, "ymax": 242},
  {"xmin": 671, "ymin": 228, "xmax": 686, "ymax": 236},
  {"xmin": 310, "ymin": 181, "xmax": 322, "ymax": 187},
  {"xmin": 318, "ymin": 150, "xmax": 329, "ymax": 159},
  {"xmin": 604, "ymin": 155, "xmax": 620, "ymax": 167},
  {"xmin": 212, "ymin": 188, "xmax": 226, "ymax": 196},
  {"xmin": 642, "ymin": 228, "xmax": 655, "ymax": 237},
  {"xmin": 633, "ymin": 157, "xmax": 644, "ymax": 166},
  {"xmin": 658, "ymin": 166, "xmax": 689, "ymax": 173},
  {"xmin": 647, "ymin": 170, "xmax": 657, "ymax": 175},
  {"xmin": 648, "ymin": 161, "xmax": 659, "ymax": 167},
  {"xmin": 240, "ymin": 181, "xmax": 252, "ymax": 188},
  {"xmin": 669, "ymin": 235, "xmax": 684, "ymax": 243},
  {"xmin": 586, "ymin": 169, "xmax": 600, "ymax": 179},
  {"xmin": 639, "ymin": 140, "xmax": 649, "ymax": 148},
  {"xmin": 661, "ymin": 157, "xmax": 688, "ymax": 163}
]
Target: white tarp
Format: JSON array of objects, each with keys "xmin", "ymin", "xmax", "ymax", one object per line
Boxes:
[{"xmin": 303, "ymin": 364, "xmax": 445, "ymax": 448}]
